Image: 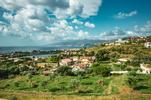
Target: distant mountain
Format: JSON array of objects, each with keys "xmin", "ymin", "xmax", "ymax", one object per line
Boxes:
[{"xmin": 45, "ymin": 39, "xmax": 107, "ymax": 48}]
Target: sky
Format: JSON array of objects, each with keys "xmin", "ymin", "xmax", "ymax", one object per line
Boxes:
[{"xmin": 0, "ymin": 0, "xmax": 151, "ymax": 46}]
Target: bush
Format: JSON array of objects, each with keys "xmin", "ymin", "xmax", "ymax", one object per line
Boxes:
[
  {"xmin": 92, "ymin": 64, "xmax": 112, "ymax": 77},
  {"xmin": 40, "ymin": 80, "xmax": 48, "ymax": 87},
  {"xmin": 56, "ymin": 66, "xmax": 74, "ymax": 76},
  {"xmin": 78, "ymin": 88, "xmax": 93, "ymax": 93},
  {"xmin": 127, "ymin": 71, "xmax": 149, "ymax": 90},
  {"xmin": 49, "ymin": 87, "xmax": 61, "ymax": 92},
  {"xmin": 27, "ymin": 73, "xmax": 32, "ymax": 79},
  {"xmin": 9, "ymin": 96, "xmax": 18, "ymax": 100},
  {"xmin": 31, "ymin": 82, "xmax": 38, "ymax": 88},
  {"xmin": 95, "ymin": 49, "xmax": 110, "ymax": 62},
  {"xmin": 68, "ymin": 79, "xmax": 80, "ymax": 89},
  {"xmin": 14, "ymin": 81, "xmax": 19, "ymax": 87}
]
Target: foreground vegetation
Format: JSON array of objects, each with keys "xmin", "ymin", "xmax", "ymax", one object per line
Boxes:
[
  {"xmin": 1, "ymin": 90, "xmax": 151, "ymax": 100},
  {"xmin": 0, "ymin": 75, "xmax": 111, "ymax": 95}
]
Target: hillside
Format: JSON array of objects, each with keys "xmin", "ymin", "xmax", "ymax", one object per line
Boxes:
[{"xmin": 0, "ymin": 36, "xmax": 151, "ymax": 100}]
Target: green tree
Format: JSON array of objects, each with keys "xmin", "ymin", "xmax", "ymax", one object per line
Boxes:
[
  {"xmin": 92, "ymin": 64, "xmax": 111, "ymax": 77},
  {"xmin": 56, "ymin": 66, "xmax": 74, "ymax": 76},
  {"xmin": 95, "ymin": 49, "xmax": 110, "ymax": 62}
]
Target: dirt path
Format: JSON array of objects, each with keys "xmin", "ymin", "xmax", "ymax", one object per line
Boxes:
[{"xmin": 103, "ymin": 75, "xmax": 133, "ymax": 95}]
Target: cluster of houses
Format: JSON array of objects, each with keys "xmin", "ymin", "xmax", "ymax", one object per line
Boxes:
[
  {"xmin": 60, "ymin": 56, "xmax": 95, "ymax": 71},
  {"xmin": 105, "ymin": 37, "xmax": 151, "ymax": 47},
  {"xmin": 127, "ymin": 36, "xmax": 146, "ymax": 42},
  {"xmin": 105, "ymin": 39, "xmax": 129, "ymax": 46}
]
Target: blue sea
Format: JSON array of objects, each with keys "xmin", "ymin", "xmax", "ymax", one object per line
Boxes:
[
  {"xmin": 0, "ymin": 46, "xmax": 80, "ymax": 54},
  {"xmin": 0, "ymin": 46, "xmax": 62, "ymax": 54}
]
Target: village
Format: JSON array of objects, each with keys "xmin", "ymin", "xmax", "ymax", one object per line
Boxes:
[{"xmin": 0, "ymin": 36, "xmax": 151, "ymax": 77}]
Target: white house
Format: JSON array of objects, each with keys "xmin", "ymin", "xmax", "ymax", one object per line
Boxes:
[
  {"xmin": 144, "ymin": 42, "xmax": 151, "ymax": 48},
  {"xmin": 140, "ymin": 64, "xmax": 151, "ymax": 74},
  {"xmin": 72, "ymin": 57, "xmax": 79, "ymax": 62},
  {"xmin": 115, "ymin": 39, "xmax": 129, "ymax": 45}
]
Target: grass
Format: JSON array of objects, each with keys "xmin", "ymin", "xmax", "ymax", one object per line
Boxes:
[
  {"xmin": 1, "ymin": 90, "xmax": 151, "ymax": 100},
  {"xmin": 131, "ymin": 74, "xmax": 151, "ymax": 94},
  {"xmin": 1, "ymin": 73, "xmax": 151, "ymax": 100},
  {"xmin": 0, "ymin": 75, "xmax": 112, "ymax": 95}
]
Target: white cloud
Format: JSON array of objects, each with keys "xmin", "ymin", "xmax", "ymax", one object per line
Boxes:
[
  {"xmin": 0, "ymin": 0, "xmax": 102, "ymax": 19},
  {"xmin": 1, "ymin": 5, "xmax": 50, "ymax": 38},
  {"xmin": 99, "ymin": 21, "xmax": 151, "ymax": 40},
  {"xmin": 101, "ymin": 27, "xmax": 127, "ymax": 36},
  {"xmin": 0, "ymin": 0, "xmax": 102, "ymax": 42},
  {"xmin": 115, "ymin": 10, "xmax": 137, "ymax": 19},
  {"xmin": 79, "ymin": 0, "xmax": 102, "ymax": 18},
  {"xmin": 85, "ymin": 22, "xmax": 95, "ymax": 28},
  {"xmin": 75, "ymin": 26, "xmax": 78, "ymax": 29},
  {"xmin": 72, "ymin": 19, "xmax": 83, "ymax": 25},
  {"xmin": 133, "ymin": 21, "xmax": 151, "ymax": 36},
  {"xmin": 134, "ymin": 21, "xmax": 151, "ymax": 33},
  {"xmin": 77, "ymin": 30, "xmax": 89, "ymax": 39}
]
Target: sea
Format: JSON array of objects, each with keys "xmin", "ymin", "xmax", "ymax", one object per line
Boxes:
[{"xmin": 0, "ymin": 46, "xmax": 79, "ymax": 54}]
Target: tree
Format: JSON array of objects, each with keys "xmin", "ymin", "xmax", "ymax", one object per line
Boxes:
[
  {"xmin": 127, "ymin": 71, "xmax": 147, "ymax": 90},
  {"xmin": 95, "ymin": 49, "xmax": 110, "ymax": 62},
  {"xmin": 56, "ymin": 66, "xmax": 74, "ymax": 76},
  {"xmin": 47, "ymin": 56, "xmax": 59, "ymax": 63},
  {"xmin": 92, "ymin": 64, "xmax": 111, "ymax": 77}
]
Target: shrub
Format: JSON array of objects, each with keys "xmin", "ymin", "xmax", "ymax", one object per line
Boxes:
[
  {"xmin": 92, "ymin": 64, "xmax": 112, "ymax": 77},
  {"xmin": 56, "ymin": 66, "xmax": 74, "ymax": 76},
  {"xmin": 95, "ymin": 49, "xmax": 110, "ymax": 62},
  {"xmin": 68, "ymin": 79, "xmax": 80, "ymax": 89},
  {"xmin": 49, "ymin": 87, "xmax": 61, "ymax": 92}
]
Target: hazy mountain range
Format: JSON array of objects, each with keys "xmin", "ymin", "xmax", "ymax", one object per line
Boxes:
[{"xmin": 45, "ymin": 39, "xmax": 108, "ymax": 48}]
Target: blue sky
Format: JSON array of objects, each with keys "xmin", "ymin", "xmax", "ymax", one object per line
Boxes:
[{"xmin": 0, "ymin": 0, "xmax": 151, "ymax": 46}]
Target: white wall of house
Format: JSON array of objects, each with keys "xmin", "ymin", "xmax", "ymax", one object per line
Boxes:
[{"xmin": 140, "ymin": 64, "xmax": 151, "ymax": 74}]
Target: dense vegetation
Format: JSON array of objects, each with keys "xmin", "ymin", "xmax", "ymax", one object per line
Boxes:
[
  {"xmin": 127, "ymin": 71, "xmax": 151, "ymax": 93},
  {"xmin": 0, "ymin": 75, "xmax": 111, "ymax": 95}
]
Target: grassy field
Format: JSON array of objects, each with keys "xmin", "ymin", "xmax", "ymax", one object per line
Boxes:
[
  {"xmin": 1, "ymin": 75, "xmax": 151, "ymax": 100},
  {"xmin": 0, "ymin": 75, "xmax": 111, "ymax": 95},
  {"xmin": 1, "ymin": 89, "xmax": 151, "ymax": 100}
]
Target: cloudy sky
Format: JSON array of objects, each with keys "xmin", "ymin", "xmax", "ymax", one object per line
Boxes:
[{"xmin": 0, "ymin": 0, "xmax": 151, "ymax": 46}]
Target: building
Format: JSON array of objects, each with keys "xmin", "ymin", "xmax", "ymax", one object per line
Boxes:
[
  {"xmin": 144, "ymin": 42, "xmax": 151, "ymax": 48},
  {"xmin": 60, "ymin": 58, "xmax": 73, "ymax": 66},
  {"xmin": 140, "ymin": 64, "xmax": 151, "ymax": 74},
  {"xmin": 115, "ymin": 39, "xmax": 129, "ymax": 45},
  {"xmin": 116, "ymin": 58, "xmax": 129, "ymax": 64},
  {"xmin": 72, "ymin": 57, "xmax": 79, "ymax": 62},
  {"xmin": 71, "ymin": 63, "xmax": 89, "ymax": 71},
  {"xmin": 80, "ymin": 56, "xmax": 94, "ymax": 64}
]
